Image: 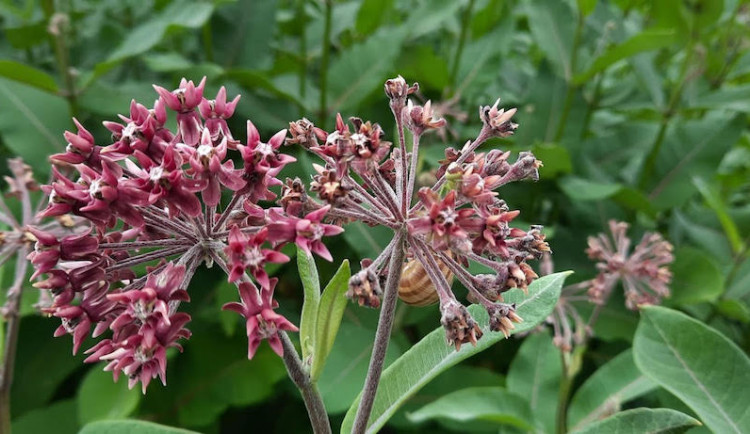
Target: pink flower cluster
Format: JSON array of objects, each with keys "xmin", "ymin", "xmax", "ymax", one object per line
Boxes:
[
  {"xmin": 27, "ymin": 78, "xmax": 343, "ymax": 392},
  {"xmin": 283, "ymin": 76, "xmax": 549, "ymax": 349}
]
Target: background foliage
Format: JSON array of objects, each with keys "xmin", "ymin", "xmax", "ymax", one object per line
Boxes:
[{"xmin": 1, "ymin": 0, "xmax": 749, "ymax": 433}]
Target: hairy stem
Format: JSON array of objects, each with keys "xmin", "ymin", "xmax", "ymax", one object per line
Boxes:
[
  {"xmin": 352, "ymin": 231, "xmax": 405, "ymax": 433},
  {"xmin": 98, "ymin": 239, "xmax": 193, "ymax": 251},
  {"xmin": 105, "ymin": 245, "xmax": 190, "ymax": 272},
  {"xmin": 280, "ymin": 333, "xmax": 332, "ymax": 434},
  {"xmin": 213, "ymin": 193, "xmax": 245, "ymax": 233}
]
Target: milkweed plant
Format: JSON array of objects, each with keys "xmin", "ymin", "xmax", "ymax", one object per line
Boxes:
[{"xmin": 0, "ymin": 76, "xmax": 678, "ymax": 434}]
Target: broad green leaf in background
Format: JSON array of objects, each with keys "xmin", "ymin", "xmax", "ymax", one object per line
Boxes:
[
  {"xmin": 77, "ymin": 368, "xmax": 141, "ymax": 424},
  {"xmin": 568, "ymin": 349, "xmax": 657, "ymax": 431},
  {"xmin": 12, "ymin": 399, "xmax": 79, "ymax": 434},
  {"xmin": 634, "ymin": 306, "xmax": 750, "ymax": 433},
  {"xmin": 173, "ymin": 333, "xmax": 286, "ymax": 427},
  {"xmin": 668, "ymin": 247, "xmax": 724, "ymax": 306},
  {"xmin": 649, "ymin": 114, "xmax": 744, "ymax": 209},
  {"xmin": 406, "ymin": 387, "xmax": 534, "ymax": 431},
  {"xmin": 311, "ymin": 260, "xmax": 351, "ymax": 381},
  {"xmin": 224, "ymin": 69, "xmax": 306, "ymax": 109},
  {"xmin": 0, "ymin": 77, "xmax": 68, "ymax": 175},
  {"xmin": 559, "ymin": 176, "xmax": 622, "ymax": 201},
  {"xmin": 576, "ymin": 0, "xmax": 597, "ymax": 16},
  {"xmin": 506, "ymin": 331, "xmax": 561, "ymax": 434},
  {"xmin": 532, "ymin": 143, "xmax": 573, "ymax": 178},
  {"xmin": 571, "ymin": 408, "xmax": 700, "ymax": 434},
  {"xmin": 89, "ymin": 1, "xmax": 215, "ymax": 81},
  {"xmin": 693, "ymin": 84, "xmax": 750, "ymax": 113},
  {"xmin": 0, "ymin": 60, "xmax": 58, "ymax": 93},
  {"xmin": 212, "ymin": 0, "xmax": 277, "ymax": 69},
  {"xmin": 355, "ymin": 0, "xmax": 394, "ymax": 36},
  {"xmin": 692, "ymin": 177, "xmax": 745, "ymax": 254},
  {"xmin": 574, "ymin": 30, "xmax": 677, "ymax": 84},
  {"xmin": 340, "ymin": 271, "xmax": 571, "ymax": 434},
  {"xmin": 327, "ymin": 28, "xmax": 406, "ymax": 112},
  {"xmin": 11, "ymin": 317, "xmax": 83, "ymax": 416},
  {"xmin": 716, "ymin": 299, "xmax": 750, "ymax": 324},
  {"xmin": 215, "ymin": 280, "xmax": 239, "ymax": 336},
  {"xmin": 79, "ymin": 420, "xmax": 200, "ymax": 434},
  {"xmin": 317, "ymin": 318, "xmax": 403, "ymax": 414},
  {"xmin": 524, "ymin": 0, "xmax": 576, "ymax": 80},
  {"xmin": 297, "ymin": 247, "xmax": 321, "ymax": 364},
  {"xmin": 402, "ymin": 0, "xmax": 462, "ymax": 41},
  {"xmin": 341, "ymin": 221, "xmax": 393, "ymax": 261}
]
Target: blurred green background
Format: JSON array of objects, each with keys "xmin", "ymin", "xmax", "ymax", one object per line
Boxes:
[{"xmin": 1, "ymin": 0, "xmax": 749, "ymax": 432}]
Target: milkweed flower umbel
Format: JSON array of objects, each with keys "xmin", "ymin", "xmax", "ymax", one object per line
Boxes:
[
  {"xmin": 544, "ymin": 221, "xmax": 674, "ymax": 353},
  {"xmin": 285, "ymin": 75, "xmax": 549, "ymax": 350},
  {"xmin": 27, "ymin": 78, "xmax": 342, "ymax": 393}
]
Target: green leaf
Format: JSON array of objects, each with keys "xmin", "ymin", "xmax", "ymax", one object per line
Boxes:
[
  {"xmin": 692, "ymin": 177, "xmax": 745, "ymax": 254},
  {"xmin": 297, "ymin": 246, "xmax": 321, "ymax": 364},
  {"xmin": 215, "ymin": 281, "xmax": 239, "ymax": 336},
  {"xmin": 311, "ymin": 260, "xmax": 351, "ymax": 381},
  {"xmin": 79, "ymin": 420, "xmax": 200, "ymax": 434},
  {"xmin": 317, "ymin": 318, "xmax": 402, "ymax": 414},
  {"xmin": 173, "ymin": 331, "xmax": 286, "ymax": 427},
  {"xmin": 340, "ymin": 271, "xmax": 571, "ymax": 434},
  {"xmin": 716, "ymin": 299, "xmax": 750, "ymax": 324},
  {"xmin": 576, "ymin": 0, "xmax": 596, "ymax": 16},
  {"xmin": 0, "ymin": 60, "xmax": 58, "ymax": 93},
  {"xmin": 89, "ymin": 1, "xmax": 214, "ymax": 81},
  {"xmin": 524, "ymin": 0, "xmax": 576, "ymax": 80},
  {"xmin": 77, "ymin": 368, "xmax": 141, "ymax": 424},
  {"xmin": 12, "ymin": 399, "xmax": 79, "ymax": 434},
  {"xmin": 559, "ymin": 176, "xmax": 622, "ymax": 201},
  {"xmin": 224, "ymin": 69, "xmax": 305, "ymax": 109},
  {"xmin": 11, "ymin": 317, "xmax": 83, "ymax": 416},
  {"xmin": 634, "ymin": 306, "xmax": 750, "ymax": 433},
  {"xmin": 533, "ymin": 143, "xmax": 572, "ymax": 178},
  {"xmin": 341, "ymin": 221, "xmax": 394, "ymax": 261},
  {"xmin": 571, "ymin": 408, "xmax": 700, "ymax": 434},
  {"xmin": 402, "ymin": 0, "xmax": 462, "ymax": 41},
  {"xmin": 406, "ymin": 387, "xmax": 534, "ymax": 430},
  {"xmin": 568, "ymin": 349, "xmax": 657, "ymax": 431},
  {"xmin": 355, "ymin": 0, "xmax": 394, "ymax": 36},
  {"xmin": 668, "ymin": 247, "xmax": 724, "ymax": 305},
  {"xmin": 0, "ymin": 77, "xmax": 67, "ymax": 175},
  {"xmin": 506, "ymin": 331, "xmax": 560, "ymax": 433},
  {"xmin": 574, "ymin": 30, "xmax": 677, "ymax": 84},
  {"xmin": 327, "ymin": 28, "xmax": 406, "ymax": 112},
  {"xmin": 693, "ymin": 84, "xmax": 750, "ymax": 113},
  {"xmin": 649, "ymin": 114, "xmax": 743, "ymax": 209},
  {"xmin": 212, "ymin": 0, "xmax": 277, "ymax": 69}
]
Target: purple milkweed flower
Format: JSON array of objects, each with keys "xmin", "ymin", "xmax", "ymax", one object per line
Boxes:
[
  {"xmin": 284, "ymin": 76, "xmax": 549, "ymax": 350},
  {"xmin": 28, "ymin": 78, "xmax": 342, "ymax": 393}
]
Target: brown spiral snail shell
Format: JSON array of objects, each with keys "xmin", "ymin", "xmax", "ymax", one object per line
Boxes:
[{"xmin": 398, "ymin": 253, "xmax": 453, "ymax": 306}]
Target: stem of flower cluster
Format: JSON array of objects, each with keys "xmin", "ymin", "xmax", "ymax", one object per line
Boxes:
[
  {"xmin": 404, "ymin": 133, "xmax": 421, "ymax": 212},
  {"xmin": 0, "ymin": 249, "xmax": 29, "ymax": 434},
  {"xmin": 213, "ymin": 193, "xmax": 244, "ymax": 233},
  {"xmin": 352, "ymin": 231, "xmax": 405, "ymax": 433},
  {"xmin": 280, "ymin": 333, "xmax": 332, "ymax": 434}
]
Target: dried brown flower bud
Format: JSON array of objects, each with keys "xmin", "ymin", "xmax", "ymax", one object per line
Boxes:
[
  {"xmin": 440, "ymin": 299, "xmax": 482, "ymax": 350},
  {"xmin": 346, "ymin": 268, "xmax": 382, "ymax": 308}
]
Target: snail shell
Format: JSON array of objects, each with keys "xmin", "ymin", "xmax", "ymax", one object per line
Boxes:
[{"xmin": 398, "ymin": 254, "xmax": 453, "ymax": 306}]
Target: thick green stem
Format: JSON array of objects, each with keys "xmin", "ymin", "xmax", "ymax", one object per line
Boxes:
[
  {"xmin": 319, "ymin": 0, "xmax": 332, "ymax": 128},
  {"xmin": 449, "ymin": 0, "xmax": 475, "ymax": 89},
  {"xmin": 553, "ymin": 11, "xmax": 584, "ymax": 142},
  {"xmin": 49, "ymin": 12, "xmax": 78, "ymax": 118}
]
